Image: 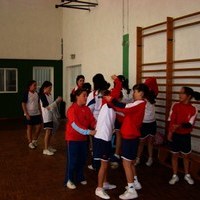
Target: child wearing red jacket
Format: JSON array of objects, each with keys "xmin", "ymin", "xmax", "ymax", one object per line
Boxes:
[
  {"xmin": 64, "ymin": 88, "xmax": 96, "ymax": 189},
  {"xmin": 168, "ymin": 86, "xmax": 200, "ymax": 185},
  {"xmin": 107, "ymin": 83, "xmax": 148, "ymax": 200}
]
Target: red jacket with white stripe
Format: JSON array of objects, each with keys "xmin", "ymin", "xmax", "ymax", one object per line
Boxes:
[
  {"xmin": 113, "ymin": 100, "xmax": 146, "ymax": 139},
  {"xmin": 168, "ymin": 102, "xmax": 198, "ymax": 135}
]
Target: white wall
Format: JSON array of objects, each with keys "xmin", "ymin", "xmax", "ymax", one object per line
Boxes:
[
  {"xmin": 63, "ymin": 0, "xmax": 200, "ymax": 86},
  {"xmin": 0, "ymin": 0, "xmax": 62, "ymax": 60}
]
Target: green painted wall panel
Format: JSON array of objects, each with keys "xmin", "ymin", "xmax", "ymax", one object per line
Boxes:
[
  {"xmin": 123, "ymin": 34, "xmax": 129, "ymax": 78},
  {"xmin": 0, "ymin": 59, "xmax": 63, "ymax": 118}
]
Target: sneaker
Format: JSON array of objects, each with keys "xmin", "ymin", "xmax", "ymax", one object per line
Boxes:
[
  {"xmin": 81, "ymin": 180, "xmax": 87, "ymax": 185},
  {"xmin": 28, "ymin": 143, "xmax": 35, "ymax": 149},
  {"xmin": 88, "ymin": 164, "xmax": 95, "ymax": 171},
  {"xmin": 134, "ymin": 157, "xmax": 140, "ymax": 166},
  {"xmin": 32, "ymin": 140, "xmax": 37, "ymax": 147},
  {"xmin": 184, "ymin": 174, "xmax": 194, "ymax": 185},
  {"xmin": 95, "ymin": 188, "xmax": 110, "ymax": 199},
  {"xmin": 48, "ymin": 147, "xmax": 57, "ymax": 153},
  {"xmin": 43, "ymin": 149, "xmax": 54, "ymax": 156},
  {"xmin": 67, "ymin": 180, "xmax": 76, "ymax": 189},
  {"xmin": 103, "ymin": 183, "xmax": 116, "ymax": 190},
  {"xmin": 125, "ymin": 180, "xmax": 142, "ymax": 190},
  {"xmin": 134, "ymin": 179, "xmax": 142, "ymax": 190},
  {"xmin": 119, "ymin": 188, "xmax": 138, "ymax": 199},
  {"xmin": 146, "ymin": 157, "xmax": 153, "ymax": 167},
  {"xmin": 169, "ymin": 174, "xmax": 179, "ymax": 185}
]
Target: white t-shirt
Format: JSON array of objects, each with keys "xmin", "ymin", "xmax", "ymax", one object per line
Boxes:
[
  {"xmin": 95, "ymin": 104, "xmax": 116, "ymax": 142},
  {"xmin": 143, "ymin": 101, "xmax": 156, "ymax": 123}
]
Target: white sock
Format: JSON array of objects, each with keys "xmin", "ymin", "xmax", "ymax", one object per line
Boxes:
[{"xmin": 128, "ymin": 182, "xmax": 134, "ymax": 189}]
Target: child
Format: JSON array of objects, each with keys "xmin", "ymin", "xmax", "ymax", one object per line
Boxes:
[
  {"xmin": 135, "ymin": 77, "xmax": 158, "ymax": 167},
  {"xmin": 168, "ymin": 86, "xmax": 200, "ymax": 185},
  {"xmin": 110, "ymin": 75, "xmax": 133, "ymax": 168},
  {"xmin": 94, "ymin": 75, "xmax": 122, "ymax": 199},
  {"xmin": 22, "ymin": 80, "xmax": 42, "ymax": 149},
  {"xmin": 108, "ymin": 83, "xmax": 148, "ymax": 199},
  {"xmin": 70, "ymin": 75, "xmax": 85, "ymax": 102},
  {"xmin": 64, "ymin": 88, "xmax": 96, "ymax": 189},
  {"xmin": 39, "ymin": 81, "xmax": 62, "ymax": 156}
]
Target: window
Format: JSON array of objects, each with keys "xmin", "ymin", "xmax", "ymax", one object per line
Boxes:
[{"xmin": 0, "ymin": 68, "xmax": 18, "ymax": 93}]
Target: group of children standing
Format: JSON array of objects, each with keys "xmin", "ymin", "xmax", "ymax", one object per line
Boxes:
[
  {"xmin": 22, "ymin": 80, "xmax": 62, "ymax": 156},
  {"xmin": 22, "ymin": 74, "xmax": 200, "ymax": 200}
]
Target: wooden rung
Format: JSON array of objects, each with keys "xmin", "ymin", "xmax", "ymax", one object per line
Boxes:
[
  {"xmin": 142, "ymin": 69, "xmax": 166, "ymax": 73},
  {"xmin": 174, "ymin": 11, "xmax": 200, "ymax": 21},
  {"xmin": 172, "ymin": 83, "xmax": 200, "ymax": 87},
  {"xmin": 156, "ymin": 97, "xmax": 167, "ymax": 101},
  {"xmin": 173, "ymin": 76, "xmax": 200, "ymax": 79},
  {"xmin": 175, "ymin": 21, "xmax": 200, "ymax": 29},
  {"xmin": 142, "ymin": 61, "xmax": 166, "ymax": 66},
  {"xmin": 143, "ymin": 21, "xmax": 166, "ymax": 30},
  {"xmin": 142, "ymin": 76, "xmax": 166, "ymax": 79},
  {"xmin": 143, "ymin": 29, "xmax": 166, "ymax": 37},
  {"xmin": 174, "ymin": 58, "xmax": 200, "ymax": 63},
  {"xmin": 156, "ymin": 119, "xmax": 166, "ymax": 123},
  {"xmin": 173, "ymin": 68, "xmax": 200, "ymax": 72},
  {"xmin": 156, "ymin": 111, "xmax": 165, "ymax": 115},
  {"xmin": 156, "ymin": 104, "xmax": 166, "ymax": 108}
]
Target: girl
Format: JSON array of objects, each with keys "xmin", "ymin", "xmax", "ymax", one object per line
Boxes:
[
  {"xmin": 110, "ymin": 75, "xmax": 133, "ymax": 168},
  {"xmin": 93, "ymin": 75, "xmax": 122, "ymax": 199},
  {"xmin": 22, "ymin": 80, "xmax": 42, "ymax": 149},
  {"xmin": 168, "ymin": 87, "xmax": 200, "ymax": 185},
  {"xmin": 108, "ymin": 83, "xmax": 148, "ymax": 199},
  {"xmin": 64, "ymin": 88, "xmax": 96, "ymax": 189},
  {"xmin": 86, "ymin": 73, "xmax": 110, "ymax": 171},
  {"xmin": 39, "ymin": 81, "xmax": 62, "ymax": 156},
  {"xmin": 135, "ymin": 77, "xmax": 158, "ymax": 167},
  {"xmin": 70, "ymin": 75, "xmax": 85, "ymax": 102}
]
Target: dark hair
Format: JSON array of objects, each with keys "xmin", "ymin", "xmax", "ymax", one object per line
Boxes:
[
  {"xmin": 92, "ymin": 73, "xmax": 110, "ymax": 92},
  {"xmin": 82, "ymin": 82, "xmax": 92, "ymax": 96},
  {"xmin": 26, "ymin": 80, "xmax": 36, "ymax": 91},
  {"xmin": 182, "ymin": 87, "xmax": 200, "ymax": 101},
  {"xmin": 71, "ymin": 88, "xmax": 87, "ymax": 103},
  {"xmin": 132, "ymin": 83, "xmax": 149, "ymax": 99},
  {"xmin": 76, "ymin": 75, "xmax": 85, "ymax": 85},
  {"xmin": 118, "ymin": 75, "xmax": 131, "ymax": 94},
  {"xmin": 39, "ymin": 81, "xmax": 52, "ymax": 96}
]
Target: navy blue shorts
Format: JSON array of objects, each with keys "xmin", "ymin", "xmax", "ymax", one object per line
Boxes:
[
  {"xmin": 44, "ymin": 121, "xmax": 53, "ymax": 129},
  {"xmin": 140, "ymin": 121, "xmax": 157, "ymax": 139},
  {"xmin": 24, "ymin": 115, "xmax": 42, "ymax": 125},
  {"xmin": 121, "ymin": 138, "xmax": 139, "ymax": 161},
  {"xmin": 93, "ymin": 138, "xmax": 112, "ymax": 161},
  {"xmin": 169, "ymin": 133, "xmax": 191, "ymax": 154}
]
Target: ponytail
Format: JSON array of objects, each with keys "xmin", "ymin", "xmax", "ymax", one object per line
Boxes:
[{"xmin": 182, "ymin": 86, "xmax": 200, "ymax": 101}]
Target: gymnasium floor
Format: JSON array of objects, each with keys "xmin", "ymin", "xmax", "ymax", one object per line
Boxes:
[{"xmin": 0, "ymin": 119, "xmax": 200, "ymax": 200}]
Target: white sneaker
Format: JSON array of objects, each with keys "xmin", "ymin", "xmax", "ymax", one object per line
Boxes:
[
  {"xmin": 146, "ymin": 157, "xmax": 153, "ymax": 167},
  {"xmin": 169, "ymin": 174, "xmax": 179, "ymax": 185},
  {"xmin": 67, "ymin": 180, "xmax": 76, "ymax": 189},
  {"xmin": 28, "ymin": 143, "xmax": 35, "ymax": 149},
  {"xmin": 103, "ymin": 183, "xmax": 116, "ymax": 190},
  {"xmin": 125, "ymin": 180, "xmax": 142, "ymax": 190},
  {"xmin": 43, "ymin": 149, "xmax": 54, "ymax": 156},
  {"xmin": 95, "ymin": 188, "xmax": 110, "ymax": 199},
  {"xmin": 81, "ymin": 180, "xmax": 87, "ymax": 185},
  {"xmin": 88, "ymin": 164, "xmax": 95, "ymax": 170},
  {"xmin": 184, "ymin": 174, "xmax": 194, "ymax": 185},
  {"xmin": 119, "ymin": 188, "xmax": 138, "ymax": 199},
  {"xmin": 134, "ymin": 179, "xmax": 142, "ymax": 190},
  {"xmin": 32, "ymin": 140, "xmax": 38, "ymax": 147},
  {"xmin": 134, "ymin": 157, "xmax": 140, "ymax": 166},
  {"xmin": 48, "ymin": 147, "xmax": 57, "ymax": 153}
]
